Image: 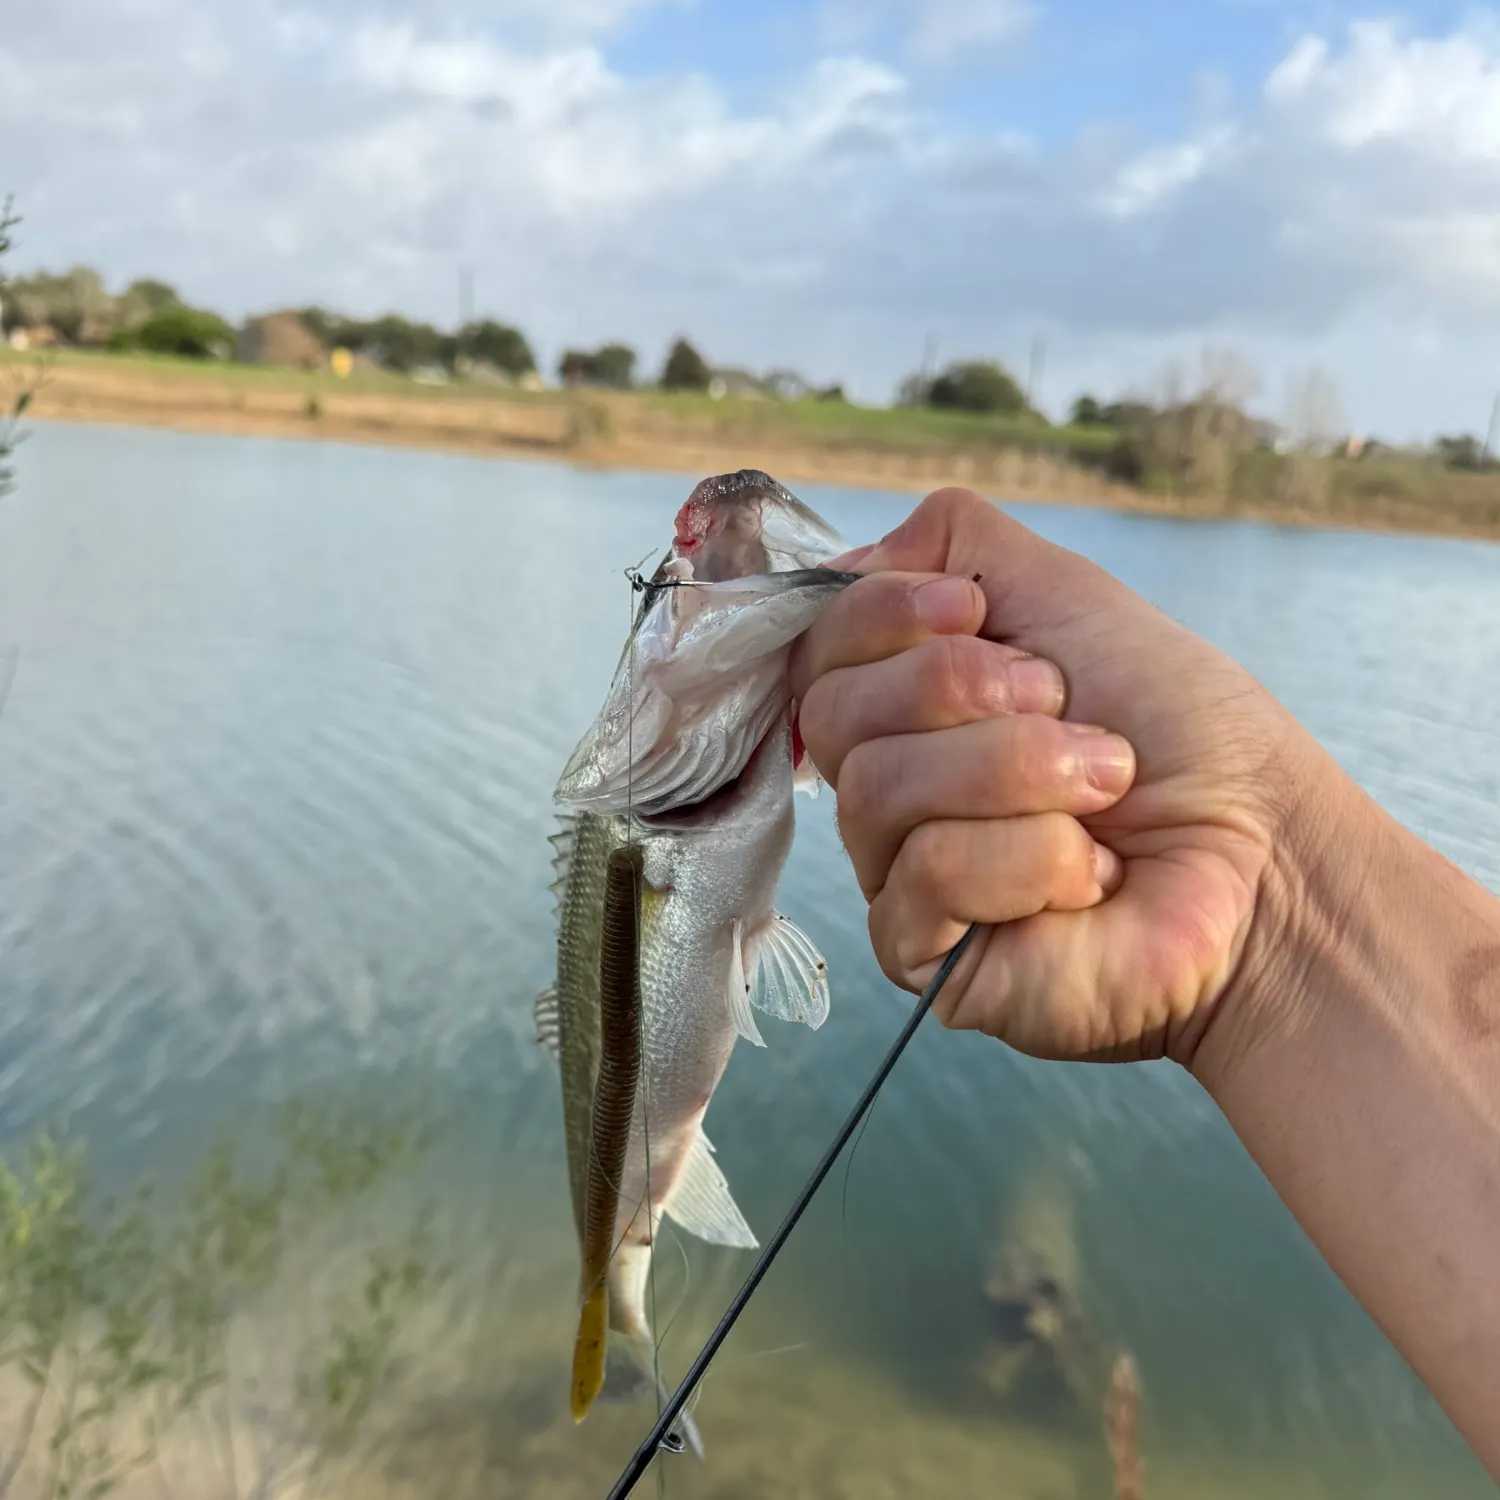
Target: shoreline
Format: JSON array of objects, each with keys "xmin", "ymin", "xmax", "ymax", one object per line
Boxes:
[{"xmin": 15, "ymin": 353, "xmax": 1500, "ymax": 544}]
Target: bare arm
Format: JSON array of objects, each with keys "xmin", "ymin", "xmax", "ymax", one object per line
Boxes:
[
  {"xmin": 791, "ymin": 486, "xmax": 1500, "ymax": 1474},
  {"xmin": 1199, "ymin": 775, "xmax": 1500, "ymax": 1471}
]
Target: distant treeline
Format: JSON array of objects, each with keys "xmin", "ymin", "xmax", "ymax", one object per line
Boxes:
[{"xmin": 4, "ymin": 259, "xmax": 1499, "ymax": 484}]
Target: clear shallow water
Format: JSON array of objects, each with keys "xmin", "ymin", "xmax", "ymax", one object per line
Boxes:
[{"xmin": 0, "ymin": 422, "xmax": 1496, "ymax": 1498}]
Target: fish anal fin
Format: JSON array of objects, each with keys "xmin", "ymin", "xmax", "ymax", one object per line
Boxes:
[
  {"xmin": 533, "ymin": 987, "xmax": 560, "ymax": 1056},
  {"xmin": 747, "ymin": 913, "xmax": 831, "ymax": 1030},
  {"xmin": 571, "ymin": 1281, "xmax": 608, "ymax": 1423},
  {"xmin": 725, "ymin": 919, "xmax": 766, "ymax": 1048},
  {"xmin": 664, "ymin": 1130, "xmax": 758, "ymax": 1249}
]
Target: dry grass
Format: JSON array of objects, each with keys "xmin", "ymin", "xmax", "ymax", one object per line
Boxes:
[{"xmin": 13, "ymin": 349, "xmax": 1500, "ymax": 542}]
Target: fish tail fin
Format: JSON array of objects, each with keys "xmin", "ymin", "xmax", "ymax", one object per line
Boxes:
[{"xmin": 570, "ymin": 1280, "xmax": 609, "ymax": 1422}]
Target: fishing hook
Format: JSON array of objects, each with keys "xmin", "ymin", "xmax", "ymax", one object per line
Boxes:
[{"xmin": 603, "ymin": 922, "xmax": 980, "ymax": 1500}]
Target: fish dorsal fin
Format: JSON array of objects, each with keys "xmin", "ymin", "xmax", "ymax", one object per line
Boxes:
[
  {"xmin": 664, "ymin": 1130, "xmax": 758, "ymax": 1249},
  {"xmin": 547, "ymin": 816, "xmax": 578, "ymax": 914},
  {"xmin": 533, "ymin": 986, "xmax": 560, "ymax": 1056},
  {"xmin": 725, "ymin": 920, "xmax": 766, "ymax": 1049},
  {"xmin": 748, "ymin": 914, "xmax": 831, "ymax": 1030}
]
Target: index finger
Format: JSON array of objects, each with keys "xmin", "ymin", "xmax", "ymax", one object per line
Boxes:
[{"xmin": 789, "ymin": 570, "xmax": 986, "ymax": 702}]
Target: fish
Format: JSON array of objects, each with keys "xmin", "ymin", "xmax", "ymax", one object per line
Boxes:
[{"xmin": 536, "ymin": 470, "xmax": 855, "ymax": 1449}]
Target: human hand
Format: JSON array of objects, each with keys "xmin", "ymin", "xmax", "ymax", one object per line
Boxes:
[{"xmin": 791, "ymin": 487, "xmax": 1333, "ymax": 1069}]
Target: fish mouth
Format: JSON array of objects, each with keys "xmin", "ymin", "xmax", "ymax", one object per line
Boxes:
[{"xmin": 671, "ymin": 470, "xmax": 847, "ymax": 580}]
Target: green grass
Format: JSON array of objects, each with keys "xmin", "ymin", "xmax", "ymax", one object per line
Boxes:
[
  {"xmin": 0, "ymin": 346, "xmax": 560, "ymax": 404},
  {"xmin": 636, "ymin": 387, "xmax": 1123, "ymax": 458},
  {"xmin": 3, "ymin": 348, "xmax": 1125, "ymax": 455}
]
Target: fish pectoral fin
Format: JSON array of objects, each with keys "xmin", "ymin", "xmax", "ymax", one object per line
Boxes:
[
  {"xmin": 664, "ymin": 1130, "xmax": 759, "ymax": 1249},
  {"xmin": 532, "ymin": 987, "xmax": 561, "ymax": 1057},
  {"xmin": 726, "ymin": 919, "xmax": 767, "ymax": 1048},
  {"xmin": 570, "ymin": 1280, "xmax": 609, "ymax": 1422},
  {"xmin": 746, "ymin": 913, "xmax": 831, "ymax": 1030}
]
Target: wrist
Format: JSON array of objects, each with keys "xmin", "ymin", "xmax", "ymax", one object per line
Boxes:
[{"xmin": 1189, "ymin": 741, "xmax": 1381, "ymax": 1098}]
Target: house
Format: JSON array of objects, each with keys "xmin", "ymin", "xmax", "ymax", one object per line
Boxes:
[
  {"xmin": 236, "ymin": 311, "xmax": 327, "ymax": 370},
  {"xmin": 7, "ymin": 325, "xmax": 57, "ymax": 351},
  {"xmin": 706, "ymin": 367, "xmax": 770, "ymax": 401}
]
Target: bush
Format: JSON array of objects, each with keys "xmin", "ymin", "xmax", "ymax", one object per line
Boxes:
[
  {"xmin": 457, "ymin": 318, "xmax": 534, "ymax": 377},
  {"xmin": 660, "ymin": 337, "xmax": 709, "ymax": 392},
  {"xmin": 111, "ymin": 305, "xmax": 234, "ymax": 359},
  {"xmin": 926, "ymin": 360, "xmax": 1027, "ymax": 416},
  {"xmin": 559, "ymin": 342, "xmax": 636, "ymax": 388},
  {"xmin": 1434, "ymin": 433, "xmax": 1492, "ymax": 472}
]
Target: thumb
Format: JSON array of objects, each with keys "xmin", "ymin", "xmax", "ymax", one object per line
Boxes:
[{"xmin": 861, "ymin": 488, "xmax": 1115, "ymax": 643}]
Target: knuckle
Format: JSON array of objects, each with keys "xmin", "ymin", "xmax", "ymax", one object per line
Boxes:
[
  {"xmin": 835, "ymin": 739, "xmax": 888, "ymax": 828},
  {"xmin": 915, "ymin": 635, "xmax": 993, "ymax": 721},
  {"xmin": 1034, "ymin": 814, "xmax": 1094, "ymax": 895},
  {"xmin": 900, "ymin": 820, "xmax": 953, "ymax": 894},
  {"xmin": 796, "ymin": 676, "xmax": 844, "ymax": 769},
  {"xmin": 1007, "ymin": 716, "xmax": 1069, "ymax": 793},
  {"xmin": 923, "ymin": 485, "xmax": 984, "ymax": 522},
  {"xmin": 867, "ymin": 905, "xmax": 914, "ymax": 992}
]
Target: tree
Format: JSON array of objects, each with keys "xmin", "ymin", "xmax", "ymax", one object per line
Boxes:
[
  {"xmin": 592, "ymin": 342, "xmax": 635, "ymax": 388},
  {"xmin": 4, "ymin": 265, "xmax": 114, "ymax": 343},
  {"xmin": 110, "ymin": 305, "xmax": 235, "ymax": 359},
  {"xmin": 926, "ymin": 360, "xmax": 1027, "ymax": 416},
  {"xmin": 1100, "ymin": 400, "xmax": 1155, "ymax": 431},
  {"xmin": 559, "ymin": 342, "xmax": 635, "ymax": 388},
  {"xmin": 1435, "ymin": 433, "xmax": 1490, "ymax": 472},
  {"xmin": 660, "ymin": 337, "xmax": 709, "ymax": 391},
  {"xmin": 457, "ymin": 319, "xmax": 534, "ymax": 377},
  {"xmin": 116, "ymin": 278, "xmax": 180, "ymax": 330},
  {"xmin": 1070, "ymin": 395, "xmax": 1104, "ymax": 426}
]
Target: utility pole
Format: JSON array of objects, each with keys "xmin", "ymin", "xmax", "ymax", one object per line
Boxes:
[
  {"xmin": 921, "ymin": 330, "xmax": 938, "ymax": 379},
  {"xmin": 1484, "ymin": 391, "xmax": 1500, "ymax": 468},
  {"xmin": 459, "ymin": 264, "xmax": 474, "ymax": 330},
  {"xmin": 1026, "ymin": 333, "xmax": 1046, "ymax": 410}
]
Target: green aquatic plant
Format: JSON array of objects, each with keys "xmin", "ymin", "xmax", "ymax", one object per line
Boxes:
[{"xmin": 0, "ymin": 1086, "xmax": 446, "ymax": 1500}]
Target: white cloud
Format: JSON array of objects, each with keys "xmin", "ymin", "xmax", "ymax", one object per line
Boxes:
[
  {"xmin": 819, "ymin": 0, "xmax": 1036, "ymax": 65},
  {"xmin": 1266, "ymin": 18, "xmax": 1500, "ymax": 157},
  {"xmin": 908, "ymin": 0, "xmax": 1036, "ymax": 62},
  {"xmin": 6, "ymin": 6, "xmax": 1500, "ymax": 435},
  {"xmin": 1097, "ymin": 126, "xmax": 1238, "ymax": 217}
]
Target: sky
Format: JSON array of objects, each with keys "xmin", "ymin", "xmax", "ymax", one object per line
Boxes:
[{"xmin": 5, "ymin": 0, "xmax": 1500, "ymax": 439}]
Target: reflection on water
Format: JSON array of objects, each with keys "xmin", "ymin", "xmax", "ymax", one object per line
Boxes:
[{"xmin": 0, "ymin": 423, "xmax": 1497, "ymax": 1496}]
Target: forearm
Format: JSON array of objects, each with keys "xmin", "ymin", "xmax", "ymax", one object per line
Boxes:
[{"xmin": 1196, "ymin": 768, "xmax": 1500, "ymax": 1474}]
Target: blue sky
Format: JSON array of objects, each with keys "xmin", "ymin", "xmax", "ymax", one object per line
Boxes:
[{"xmin": 6, "ymin": 0, "xmax": 1500, "ymax": 439}]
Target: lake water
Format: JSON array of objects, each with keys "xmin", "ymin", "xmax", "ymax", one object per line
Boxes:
[{"xmin": 0, "ymin": 421, "xmax": 1497, "ymax": 1499}]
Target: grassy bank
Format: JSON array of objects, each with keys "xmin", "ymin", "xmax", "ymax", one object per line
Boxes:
[{"xmin": 9, "ymin": 349, "xmax": 1500, "ymax": 541}]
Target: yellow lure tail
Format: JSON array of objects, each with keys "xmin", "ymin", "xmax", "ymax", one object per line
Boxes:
[{"xmin": 571, "ymin": 1281, "xmax": 609, "ymax": 1422}]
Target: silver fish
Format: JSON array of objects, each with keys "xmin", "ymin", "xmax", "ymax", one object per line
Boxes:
[{"xmin": 535, "ymin": 471, "xmax": 852, "ymax": 1443}]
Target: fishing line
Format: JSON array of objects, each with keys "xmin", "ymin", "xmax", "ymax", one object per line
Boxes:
[
  {"xmin": 603, "ymin": 921, "xmax": 979, "ymax": 1500},
  {"xmin": 622, "ymin": 570, "xmax": 671, "ymax": 1495},
  {"xmin": 834, "ymin": 1067, "xmax": 884, "ymax": 1326}
]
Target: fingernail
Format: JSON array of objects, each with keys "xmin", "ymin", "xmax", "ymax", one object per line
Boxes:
[
  {"xmin": 1010, "ymin": 657, "xmax": 1066, "ymax": 715},
  {"xmin": 1073, "ymin": 727, "xmax": 1135, "ymax": 793},
  {"xmin": 914, "ymin": 576, "xmax": 982, "ymax": 633},
  {"xmin": 1092, "ymin": 841, "xmax": 1124, "ymax": 894}
]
